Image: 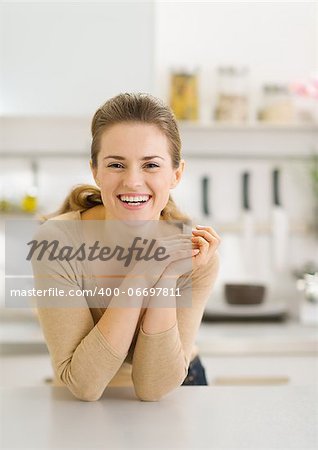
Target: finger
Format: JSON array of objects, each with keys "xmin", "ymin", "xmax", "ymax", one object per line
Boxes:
[
  {"xmin": 192, "ymin": 229, "xmax": 219, "ymax": 244},
  {"xmin": 191, "ymin": 235, "xmax": 210, "ymax": 251},
  {"xmin": 194, "ymin": 230, "xmax": 220, "ymax": 246},
  {"xmin": 193, "ymin": 229, "xmax": 221, "ymax": 241},
  {"xmin": 192, "ymin": 234, "xmax": 219, "ymax": 263},
  {"xmin": 195, "ymin": 225, "xmax": 221, "ymax": 241}
]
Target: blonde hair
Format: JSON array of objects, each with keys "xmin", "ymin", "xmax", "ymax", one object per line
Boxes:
[{"xmin": 43, "ymin": 93, "xmax": 190, "ymax": 223}]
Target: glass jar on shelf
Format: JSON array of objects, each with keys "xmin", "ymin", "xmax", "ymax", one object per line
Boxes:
[
  {"xmin": 21, "ymin": 186, "xmax": 38, "ymax": 213},
  {"xmin": 258, "ymin": 83, "xmax": 295, "ymax": 124},
  {"xmin": 169, "ymin": 67, "xmax": 199, "ymax": 121},
  {"xmin": 0, "ymin": 173, "xmax": 19, "ymax": 213},
  {"xmin": 21, "ymin": 160, "xmax": 39, "ymax": 214},
  {"xmin": 214, "ymin": 66, "xmax": 249, "ymax": 123}
]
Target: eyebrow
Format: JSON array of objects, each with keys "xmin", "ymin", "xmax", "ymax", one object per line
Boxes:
[{"xmin": 103, "ymin": 155, "xmax": 165, "ymax": 161}]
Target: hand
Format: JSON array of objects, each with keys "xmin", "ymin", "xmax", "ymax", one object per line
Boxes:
[
  {"xmin": 131, "ymin": 234, "xmax": 195, "ymax": 286},
  {"xmin": 191, "ymin": 225, "xmax": 221, "ymax": 270},
  {"xmin": 161, "ymin": 225, "xmax": 221, "ymax": 278}
]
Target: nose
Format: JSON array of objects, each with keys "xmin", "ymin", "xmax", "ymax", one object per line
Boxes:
[{"xmin": 122, "ymin": 167, "xmax": 143, "ymax": 189}]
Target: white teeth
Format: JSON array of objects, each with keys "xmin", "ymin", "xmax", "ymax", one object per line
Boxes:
[{"xmin": 119, "ymin": 195, "xmax": 150, "ymax": 203}]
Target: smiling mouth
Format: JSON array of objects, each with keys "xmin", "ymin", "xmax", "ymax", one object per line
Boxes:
[{"xmin": 117, "ymin": 194, "xmax": 152, "ymax": 207}]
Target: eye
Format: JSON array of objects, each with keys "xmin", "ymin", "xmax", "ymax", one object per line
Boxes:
[
  {"xmin": 107, "ymin": 162, "xmax": 159, "ymax": 169},
  {"xmin": 144, "ymin": 163, "xmax": 160, "ymax": 169},
  {"xmin": 107, "ymin": 163, "xmax": 124, "ymax": 169}
]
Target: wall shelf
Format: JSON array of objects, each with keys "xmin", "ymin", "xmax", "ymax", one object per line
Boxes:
[
  {"xmin": 1, "ymin": 117, "xmax": 317, "ymax": 159},
  {"xmin": 179, "ymin": 122, "xmax": 318, "ymax": 132}
]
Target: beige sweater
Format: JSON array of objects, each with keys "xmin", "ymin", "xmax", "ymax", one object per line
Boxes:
[{"xmin": 31, "ymin": 210, "xmax": 219, "ymax": 401}]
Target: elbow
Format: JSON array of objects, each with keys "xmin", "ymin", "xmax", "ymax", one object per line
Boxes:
[
  {"xmin": 68, "ymin": 382, "xmax": 104, "ymax": 402},
  {"xmin": 65, "ymin": 380, "xmax": 103, "ymax": 402},
  {"xmin": 67, "ymin": 378, "xmax": 105, "ymax": 402},
  {"xmin": 57, "ymin": 368, "xmax": 103, "ymax": 402},
  {"xmin": 134, "ymin": 388, "xmax": 164, "ymax": 402},
  {"xmin": 73, "ymin": 390, "xmax": 102, "ymax": 402},
  {"xmin": 133, "ymin": 371, "xmax": 186, "ymax": 402},
  {"xmin": 133, "ymin": 377, "xmax": 165, "ymax": 402},
  {"xmin": 134, "ymin": 381, "xmax": 180, "ymax": 402}
]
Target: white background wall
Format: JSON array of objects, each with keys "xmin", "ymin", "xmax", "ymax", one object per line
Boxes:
[
  {"xmin": 0, "ymin": 0, "xmax": 154, "ymax": 116},
  {"xmin": 1, "ymin": 1, "xmax": 316, "ymax": 117},
  {"xmin": 154, "ymin": 1, "xmax": 317, "ymax": 121}
]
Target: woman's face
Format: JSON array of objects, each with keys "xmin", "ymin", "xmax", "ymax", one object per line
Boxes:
[{"xmin": 91, "ymin": 122, "xmax": 184, "ymax": 221}]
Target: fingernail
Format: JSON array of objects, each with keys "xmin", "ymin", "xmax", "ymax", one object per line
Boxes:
[{"xmin": 196, "ymin": 225, "xmax": 204, "ymax": 228}]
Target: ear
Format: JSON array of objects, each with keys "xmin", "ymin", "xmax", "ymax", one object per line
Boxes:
[
  {"xmin": 170, "ymin": 159, "xmax": 185, "ymax": 189},
  {"xmin": 90, "ymin": 160, "xmax": 100, "ymax": 187}
]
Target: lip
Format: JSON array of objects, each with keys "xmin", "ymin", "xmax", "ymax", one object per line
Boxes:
[
  {"xmin": 117, "ymin": 195, "xmax": 152, "ymax": 210},
  {"xmin": 118, "ymin": 193, "xmax": 152, "ymax": 197}
]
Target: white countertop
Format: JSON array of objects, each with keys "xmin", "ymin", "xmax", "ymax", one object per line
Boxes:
[{"xmin": 1, "ymin": 385, "xmax": 317, "ymax": 449}]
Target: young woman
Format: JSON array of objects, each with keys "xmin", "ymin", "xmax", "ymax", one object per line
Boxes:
[{"xmin": 31, "ymin": 93, "xmax": 220, "ymax": 402}]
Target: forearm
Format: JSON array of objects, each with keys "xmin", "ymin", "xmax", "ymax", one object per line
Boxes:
[
  {"xmin": 141, "ymin": 278, "xmax": 177, "ymax": 334},
  {"xmin": 97, "ymin": 274, "xmax": 151, "ymax": 356},
  {"xmin": 132, "ymin": 277, "xmax": 187, "ymax": 401}
]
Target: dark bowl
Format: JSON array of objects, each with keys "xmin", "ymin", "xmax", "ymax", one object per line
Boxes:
[{"xmin": 224, "ymin": 284, "xmax": 266, "ymax": 305}]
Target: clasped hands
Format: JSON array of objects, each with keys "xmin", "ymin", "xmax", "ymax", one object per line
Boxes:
[
  {"xmin": 161, "ymin": 225, "xmax": 221, "ymax": 279},
  {"xmin": 127, "ymin": 224, "xmax": 220, "ymax": 289}
]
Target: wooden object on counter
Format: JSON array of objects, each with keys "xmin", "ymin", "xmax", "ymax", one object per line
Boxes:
[{"xmin": 213, "ymin": 376, "xmax": 290, "ymax": 386}]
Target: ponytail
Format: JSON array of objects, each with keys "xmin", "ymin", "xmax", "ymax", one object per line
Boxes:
[{"xmin": 39, "ymin": 184, "xmax": 102, "ymax": 222}]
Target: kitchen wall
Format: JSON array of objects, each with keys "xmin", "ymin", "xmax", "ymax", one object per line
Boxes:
[
  {"xmin": 1, "ymin": 1, "xmax": 316, "ymax": 117},
  {"xmin": 0, "ymin": 0, "xmax": 155, "ymax": 115},
  {"xmin": 154, "ymin": 1, "xmax": 317, "ymax": 120}
]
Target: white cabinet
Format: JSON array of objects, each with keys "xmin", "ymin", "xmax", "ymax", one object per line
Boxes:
[
  {"xmin": 0, "ymin": 354, "xmax": 52, "ymax": 387},
  {"xmin": 197, "ymin": 321, "xmax": 318, "ymax": 386}
]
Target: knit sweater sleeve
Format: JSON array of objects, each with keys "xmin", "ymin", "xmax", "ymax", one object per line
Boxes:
[
  {"xmin": 131, "ymin": 252, "xmax": 220, "ymax": 401},
  {"xmin": 31, "ymin": 225, "xmax": 128, "ymax": 402}
]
